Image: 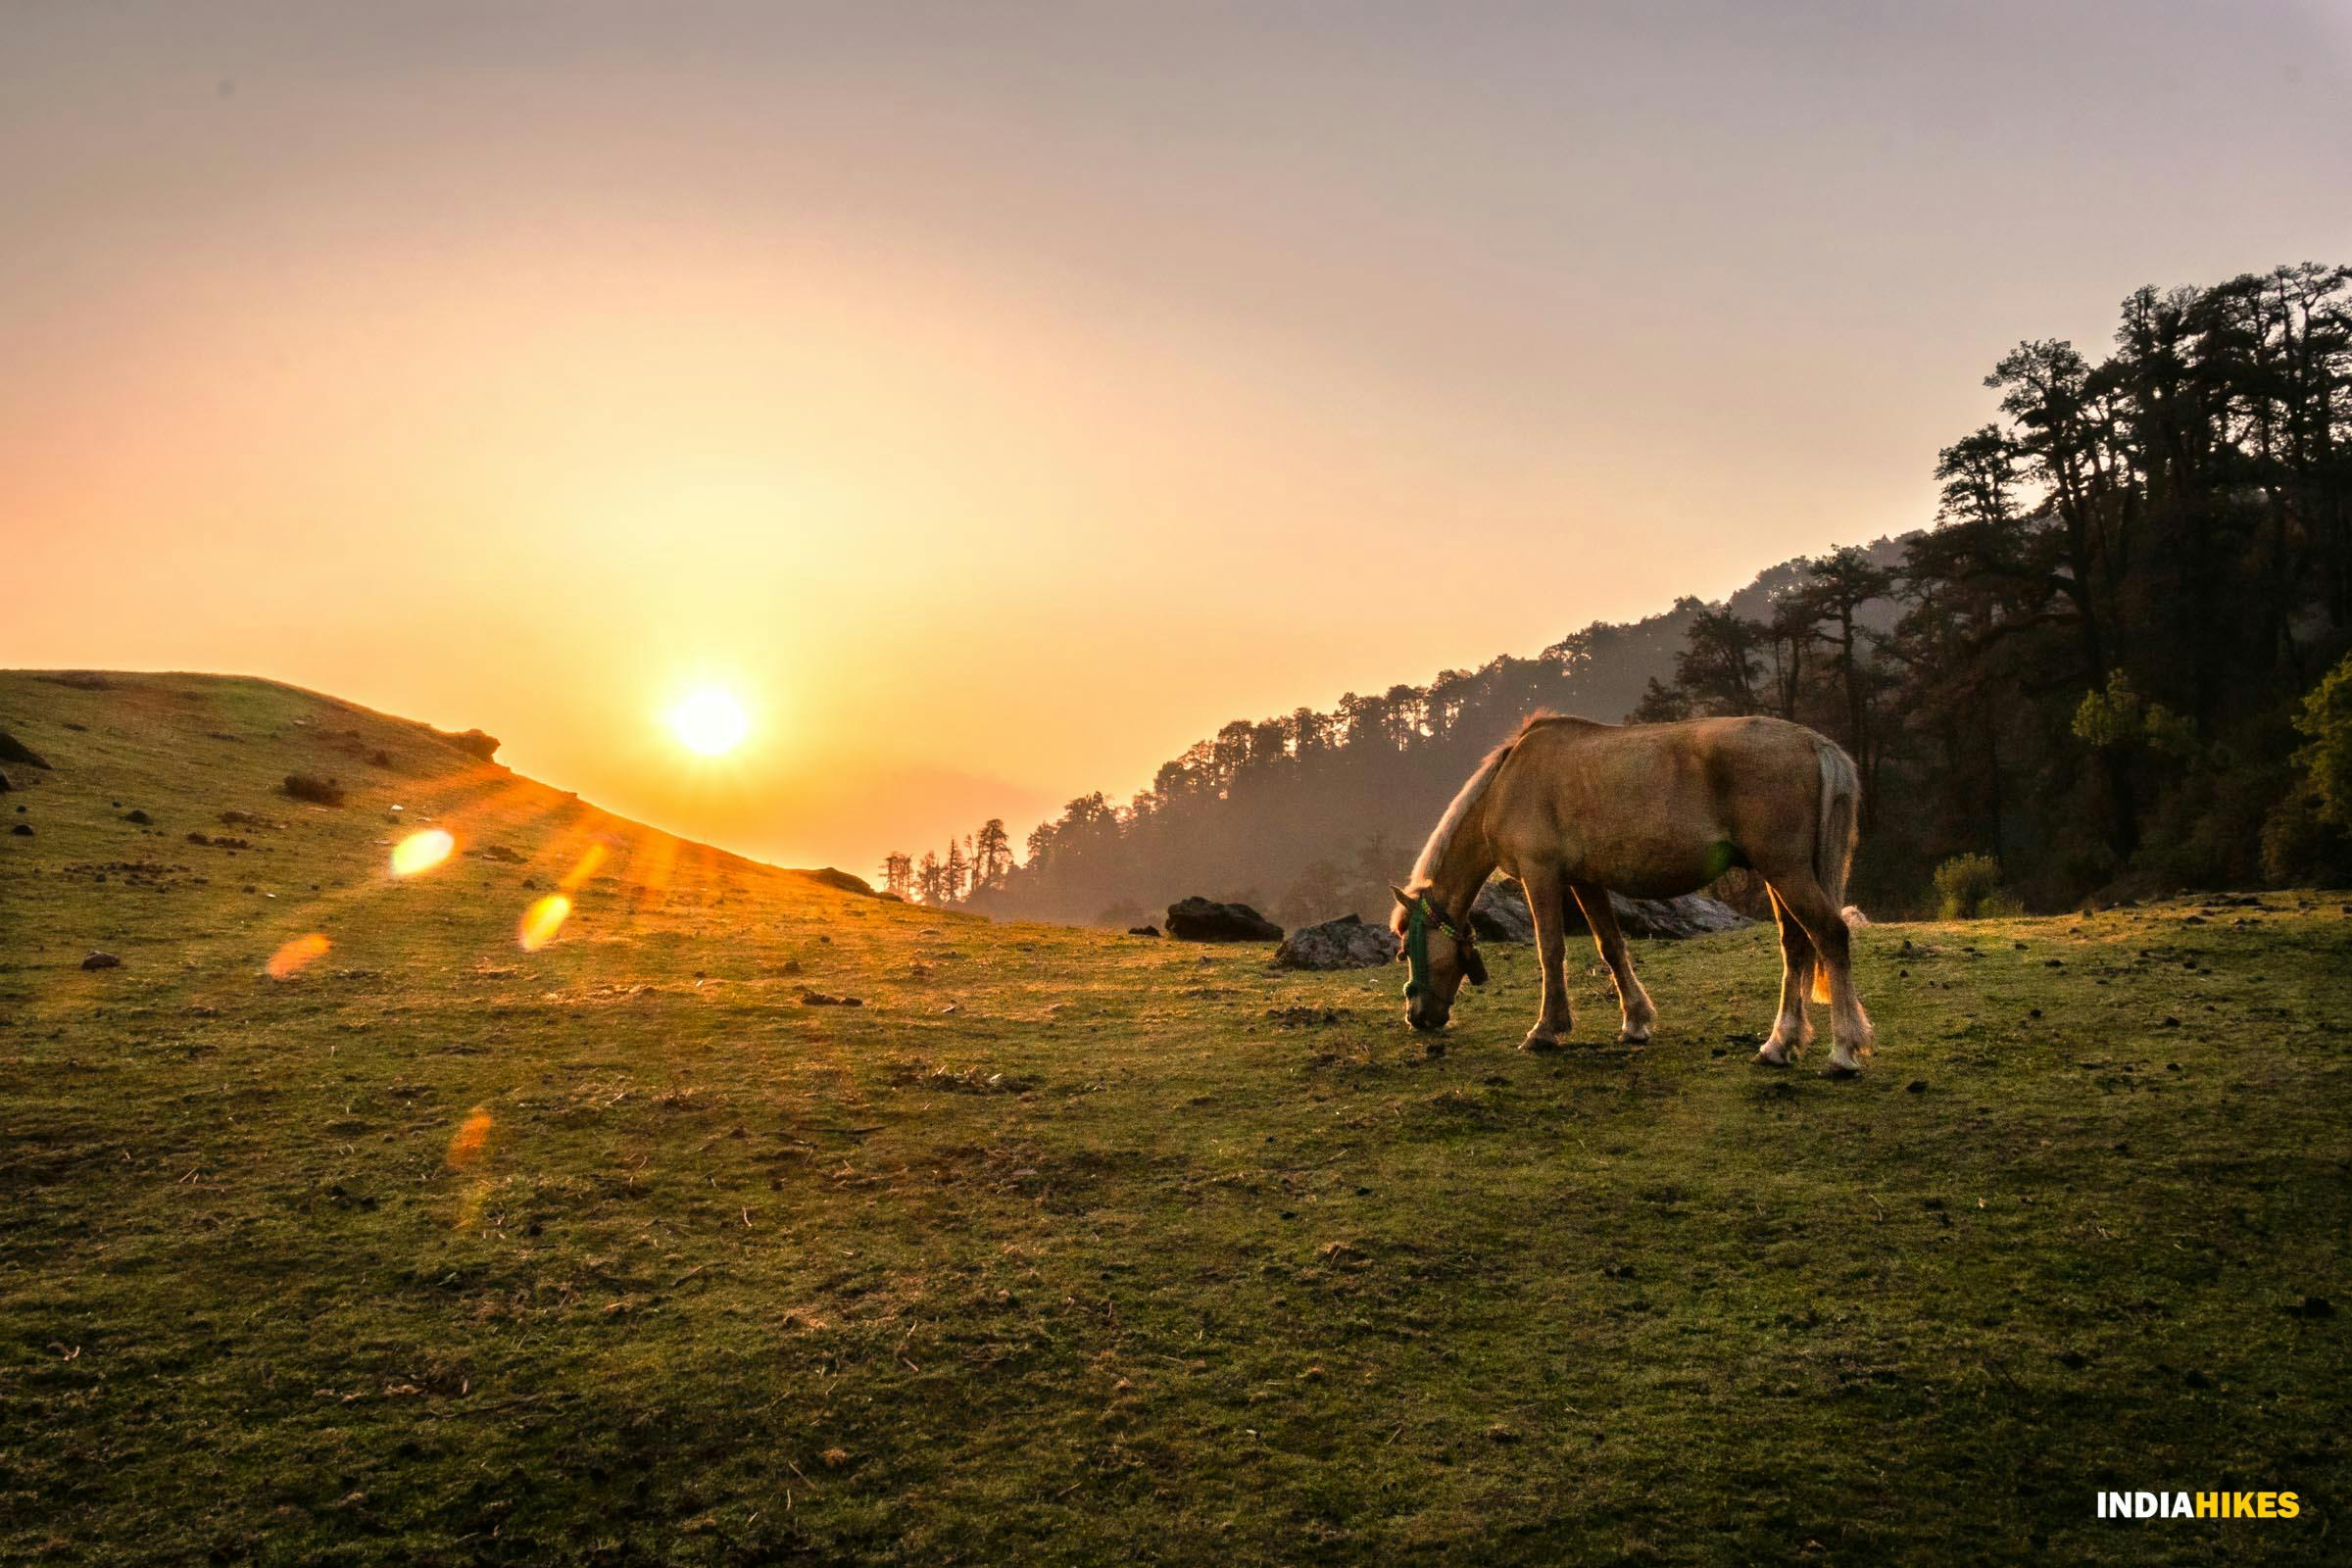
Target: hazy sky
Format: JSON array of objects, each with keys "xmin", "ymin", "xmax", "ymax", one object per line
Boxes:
[{"xmin": 6, "ymin": 2, "xmax": 2349, "ymax": 875}]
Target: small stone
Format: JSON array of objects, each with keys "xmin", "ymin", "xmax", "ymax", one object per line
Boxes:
[{"xmin": 81, "ymin": 952, "xmax": 122, "ymax": 970}]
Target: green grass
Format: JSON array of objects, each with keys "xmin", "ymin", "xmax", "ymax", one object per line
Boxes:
[{"xmin": 2, "ymin": 671, "xmax": 2347, "ymax": 1565}]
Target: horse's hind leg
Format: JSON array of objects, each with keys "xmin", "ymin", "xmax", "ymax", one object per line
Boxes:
[
  {"xmin": 1757, "ymin": 888, "xmax": 1815, "ymax": 1067},
  {"xmin": 1571, "ymin": 882, "xmax": 1656, "ymax": 1045},
  {"xmin": 1767, "ymin": 873, "xmax": 1873, "ymax": 1073}
]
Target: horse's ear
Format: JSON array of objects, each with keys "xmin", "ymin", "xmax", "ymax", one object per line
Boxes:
[{"xmin": 1391, "ymin": 885, "xmax": 1415, "ymax": 910}]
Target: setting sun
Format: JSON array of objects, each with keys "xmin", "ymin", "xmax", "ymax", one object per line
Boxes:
[{"xmin": 669, "ymin": 689, "xmax": 750, "ymax": 757}]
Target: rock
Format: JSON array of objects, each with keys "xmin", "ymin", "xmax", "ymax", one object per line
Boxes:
[
  {"xmin": 800, "ymin": 990, "xmax": 863, "ymax": 1007},
  {"xmin": 280, "ymin": 774, "xmax": 346, "ymax": 807},
  {"xmin": 435, "ymin": 726, "xmax": 501, "ymax": 760},
  {"xmin": 9, "ymin": 823, "xmax": 30, "ymax": 837},
  {"xmin": 799, "ymin": 866, "xmax": 877, "ymax": 896},
  {"xmin": 468, "ymin": 844, "xmax": 526, "ymax": 863},
  {"xmin": 123, "ymin": 808, "xmax": 153, "ymax": 825},
  {"xmin": 1469, "ymin": 881, "xmax": 1536, "ymax": 941},
  {"xmin": 1272, "ymin": 913, "xmax": 1396, "ymax": 970},
  {"xmin": 80, "ymin": 952, "xmax": 122, "ymax": 970},
  {"xmin": 1164, "ymin": 897, "xmax": 1282, "ymax": 942},
  {"xmin": 0, "ymin": 769, "xmax": 10, "ymax": 792},
  {"xmin": 1615, "ymin": 894, "xmax": 1748, "ymax": 939},
  {"xmin": 1468, "ymin": 878, "xmax": 1747, "ymax": 941},
  {"xmin": 0, "ymin": 729, "xmax": 52, "ymax": 770},
  {"xmin": 1127, "ymin": 925, "xmax": 1161, "ymax": 938}
]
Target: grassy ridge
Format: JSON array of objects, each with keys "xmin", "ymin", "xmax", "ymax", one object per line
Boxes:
[{"xmin": 2, "ymin": 672, "xmax": 2347, "ymax": 1565}]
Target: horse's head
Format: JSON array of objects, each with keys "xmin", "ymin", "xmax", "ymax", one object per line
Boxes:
[{"xmin": 1391, "ymin": 884, "xmax": 1486, "ymax": 1032}]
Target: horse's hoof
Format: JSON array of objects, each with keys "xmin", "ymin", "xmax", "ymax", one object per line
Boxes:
[
  {"xmin": 1617, "ymin": 1030, "xmax": 1650, "ymax": 1048},
  {"xmin": 1753, "ymin": 1045, "xmax": 1792, "ymax": 1068},
  {"xmin": 1821, "ymin": 1059, "xmax": 1862, "ymax": 1079},
  {"xmin": 1521, "ymin": 1031, "xmax": 1566, "ymax": 1054}
]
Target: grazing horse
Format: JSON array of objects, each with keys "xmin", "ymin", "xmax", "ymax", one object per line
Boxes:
[{"xmin": 1391, "ymin": 712, "xmax": 1875, "ymax": 1072}]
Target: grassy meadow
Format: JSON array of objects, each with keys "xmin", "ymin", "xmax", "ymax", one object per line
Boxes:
[{"xmin": 2, "ymin": 671, "xmax": 2347, "ymax": 1566}]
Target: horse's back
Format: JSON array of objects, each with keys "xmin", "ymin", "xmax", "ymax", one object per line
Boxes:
[{"xmin": 1494, "ymin": 713, "xmax": 1837, "ymax": 894}]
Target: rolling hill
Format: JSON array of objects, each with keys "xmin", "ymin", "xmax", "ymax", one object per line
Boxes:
[{"xmin": 2, "ymin": 669, "xmax": 2347, "ymax": 1565}]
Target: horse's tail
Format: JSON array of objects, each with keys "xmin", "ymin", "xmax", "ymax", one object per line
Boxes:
[{"xmin": 1809, "ymin": 740, "xmax": 1860, "ymax": 1004}]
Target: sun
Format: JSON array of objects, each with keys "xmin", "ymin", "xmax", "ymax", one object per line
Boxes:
[{"xmin": 668, "ymin": 688, "xmax": 751, "ymax": 757}]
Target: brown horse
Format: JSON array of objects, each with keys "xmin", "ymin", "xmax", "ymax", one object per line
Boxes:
[{"xmin": 1391, "ymin": 712, "xmax": 1874, "ymax": 1072}]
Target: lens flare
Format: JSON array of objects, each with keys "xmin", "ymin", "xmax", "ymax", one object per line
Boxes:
[
  {"xmin": 558, "ymin": 842, "xmax": 610, "ymax": 892},
  {"xmin": 390, "ymin": 827, "xmax": 456, "ymax": 877},
  {"xmin": 518, "ymin": 893, "xmax": 573, "ymax": 952},
  {"xmin": 447, "ymin": 1106, "xmax": 493, "ymax": 1169},
  {"xmin": 265, "ymin": 932, "xmax": 332, "ymax": 979},
  {"xmin": 669, "ymin": 689, "xmax": 750, "ymax": 757}
]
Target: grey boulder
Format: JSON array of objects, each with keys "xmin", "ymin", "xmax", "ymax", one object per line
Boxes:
[
  {"xmin": 1469, "ymin": 878, "xmax": 1747, "ymax": 941},
  {"xmin": 1272, "ymin": 913, "xmax": 1396, "ymax": 970},
  {"xmin": 1164, "ymin": 897, "xmax": 1282, "ymax": 942}
]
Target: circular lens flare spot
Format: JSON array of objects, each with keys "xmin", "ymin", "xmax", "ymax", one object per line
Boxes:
[
  {"xmin": 266, "ymin": 932, "xmax": 332, "ymax": 979},
  {"xmin": 669, "ymin": 690, "xmax": 750, "ymax": 757},
  {"xmin": 447, "ymin": 1106, "xmax": 494, "ymax": 1170},
  {"xmin": 390, "ymin": 828, "xmax": 457, "ymax": 877},
  {"xmin": 518, "ymin": 893, "xmax": 572, "ymax": 952}
]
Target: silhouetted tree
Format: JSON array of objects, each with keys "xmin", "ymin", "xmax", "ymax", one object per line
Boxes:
[{"xmin": 971, "ymin": 819, "xmax": 1012, "ymax": 891}]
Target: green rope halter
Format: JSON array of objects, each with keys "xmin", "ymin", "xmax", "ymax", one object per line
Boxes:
[{"xmin": 1401, "ymin": 894, "xmax": 1467, "ymax": 1003}]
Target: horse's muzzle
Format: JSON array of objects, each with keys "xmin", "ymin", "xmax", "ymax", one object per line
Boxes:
[{"xmin": 1405, "ymin": 1002, "xmax": 1448, "ymax": 1033}]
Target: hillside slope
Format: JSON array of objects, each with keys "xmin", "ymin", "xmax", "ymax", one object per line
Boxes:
[{"xmin": 3, "ymin": 671, "xmax": 2348, "ymax": 1566}]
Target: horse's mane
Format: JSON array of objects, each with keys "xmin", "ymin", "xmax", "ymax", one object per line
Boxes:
[{"xmin": 1405, "ymin": 711, "xmax": 1565, "ymax": 894}]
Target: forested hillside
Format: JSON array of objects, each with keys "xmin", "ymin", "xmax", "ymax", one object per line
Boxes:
[{"xmin": 903, "ymin": 265, "xmax": 2352, "ymax": 925}]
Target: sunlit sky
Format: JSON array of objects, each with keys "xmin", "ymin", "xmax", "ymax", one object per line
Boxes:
[{"xmin": 6, "ymin": 2, "xmax": 2349, "ymax": 876}]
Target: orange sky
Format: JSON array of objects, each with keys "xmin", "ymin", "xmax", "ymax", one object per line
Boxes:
[{"xmin": 6, "ymin": 2, "xmax": 2349, "ymax": 877}]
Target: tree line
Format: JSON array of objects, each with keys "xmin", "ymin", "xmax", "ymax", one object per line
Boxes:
[{"xmin": 887, "ymin": 264, "xmax": 2352, "ymax": 923}]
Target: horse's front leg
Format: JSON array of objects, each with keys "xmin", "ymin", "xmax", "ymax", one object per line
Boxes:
[{"xmin": 1520, "ymin": 863, "xmax": 1573, "ymax": 1051}]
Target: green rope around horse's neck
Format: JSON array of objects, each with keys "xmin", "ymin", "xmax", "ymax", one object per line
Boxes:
[
  {"xmin": 1401, "ymin": 903, "xmax": 1458, "ymax": 1001},
  {"xmin": 1403, "ymin": 899, "xmax": 1433, "ymax": 1001}
]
